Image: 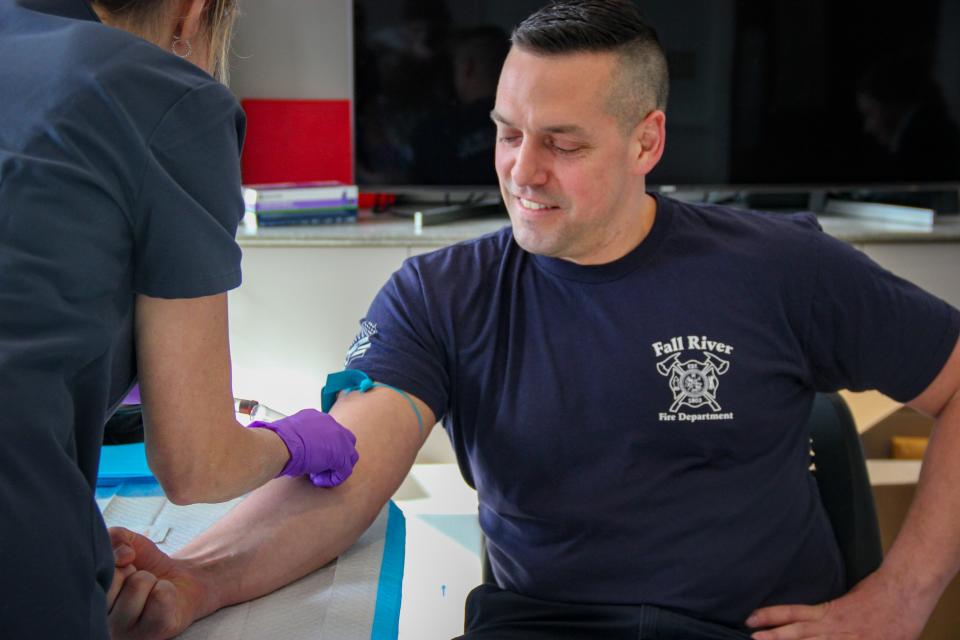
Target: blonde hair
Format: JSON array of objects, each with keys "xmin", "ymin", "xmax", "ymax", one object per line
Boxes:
[
  {"xmin": 92, "ymin": 0, "xmax": 238, "ymax": 83},
  {"xmin": 203, "ymin": 0, "xmax": 238, "ymax": 83}
]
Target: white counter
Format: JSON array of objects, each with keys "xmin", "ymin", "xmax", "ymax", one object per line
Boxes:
[{"xmin": 235, "ymin": 210, "xmax": 960, "ymax": 248}]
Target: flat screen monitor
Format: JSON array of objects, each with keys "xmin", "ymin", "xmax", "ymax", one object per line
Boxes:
[{"xmin": 352, "ymin": 0, "xmax": 960, "ymax": 199}]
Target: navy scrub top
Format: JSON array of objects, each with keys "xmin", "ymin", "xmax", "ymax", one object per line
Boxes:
[{"xmin": 0, "ymin": 1, "xmax": 245, "ymax": 635}]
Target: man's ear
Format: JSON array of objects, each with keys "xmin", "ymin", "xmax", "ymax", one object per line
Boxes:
[
  {"xmin": 630, "ymin": 109, "xmax": 666, "ymax": 176},
  {"xmin": 173, "ymin": 0, "xmax": 207, "ymax": 43}
]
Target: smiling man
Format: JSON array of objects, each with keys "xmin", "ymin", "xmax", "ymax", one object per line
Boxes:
[
  {"xmin": 106, "ymin": 2, "xmax": 960, "ymax": 639},
  {"xmin": 492, "ymin": 38, "xmax": 662, "ymax": 265}
]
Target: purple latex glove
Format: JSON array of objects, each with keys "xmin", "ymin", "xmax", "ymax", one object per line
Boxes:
[
  {"xmin": 248, "ymin": 409, "xmax": 359, "ymax": 487},
  {"xmin": 122, "ymin": 385, "xmax": 141, "ymax": 405}
]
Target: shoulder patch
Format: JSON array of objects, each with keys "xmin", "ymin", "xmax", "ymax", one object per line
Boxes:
[{"xmin": 344, "ymin": 320, "xmax": 378, "ymax": 366}]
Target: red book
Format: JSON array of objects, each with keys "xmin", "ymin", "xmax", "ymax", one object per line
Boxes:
[{"xmin": 240, "ymin": 99, "xmax": 352, "ymax": 185}]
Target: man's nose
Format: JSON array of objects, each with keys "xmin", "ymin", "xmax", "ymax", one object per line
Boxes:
[{"xmin": 511, "ymin": 140, "xmax": 548, "ymax": 187}]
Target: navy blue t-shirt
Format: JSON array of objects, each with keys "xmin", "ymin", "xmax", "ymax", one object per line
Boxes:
[
  {"xmin": 0, "ymin": 1, "xmax": 244, "ymax": 635},
  {"xmin": 346, "ymin": 194, "xmax": 960, "ymax": 625}
]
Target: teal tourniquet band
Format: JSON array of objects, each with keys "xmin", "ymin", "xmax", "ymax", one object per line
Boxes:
[{"xmin": 322, "ymin": 370, "xmax": 425, "ymax": 436}]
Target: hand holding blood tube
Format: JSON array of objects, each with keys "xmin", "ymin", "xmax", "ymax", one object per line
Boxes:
[{"xmin": 236, "ymin": 399, "xmax": 359, "ymax": 487}]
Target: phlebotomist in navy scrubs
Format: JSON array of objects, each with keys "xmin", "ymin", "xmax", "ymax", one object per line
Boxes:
[{"xmin": 0, "ymin": 2, "xmax": 360, "ymax": 637}]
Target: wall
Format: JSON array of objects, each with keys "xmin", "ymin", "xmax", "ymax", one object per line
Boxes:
[{"xmin": 230, "ymin": 0, "xmax": 351, "ymax": 100}]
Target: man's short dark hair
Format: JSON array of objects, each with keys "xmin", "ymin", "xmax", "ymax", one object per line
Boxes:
[{"xmin": 511, "ymin": 0, "xmax": 669, "ymax": 125}]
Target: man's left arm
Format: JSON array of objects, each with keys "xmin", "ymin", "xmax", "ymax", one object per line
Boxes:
[{"xmin": 748, "ymin": 336, "xmax": 960, "ymax": 640}]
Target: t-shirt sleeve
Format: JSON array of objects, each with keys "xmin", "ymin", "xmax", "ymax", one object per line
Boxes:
[
  {"xmin": 804, "ymin": 231, "xmax": 960, "ymax": 401},
  {"xmin": 344, "ymin": 260, "xmax": 450, "ymax": 421},
  {"xmin": 132, "ymin": 81, "xmax": 245, "ymax": 298}
]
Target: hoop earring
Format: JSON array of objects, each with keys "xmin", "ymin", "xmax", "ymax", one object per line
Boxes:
[{"xmin": 172, "ymin": 36, "xmax": 192, "ymax": 58}]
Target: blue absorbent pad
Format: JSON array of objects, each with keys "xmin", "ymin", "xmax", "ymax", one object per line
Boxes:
[
  {"xmin": 97, "ymin": 442, "xmax": 154, "ymax": 485},
  {"xmin": 97, "ymin": 476, "xmax": 406, "ymax": 638}
]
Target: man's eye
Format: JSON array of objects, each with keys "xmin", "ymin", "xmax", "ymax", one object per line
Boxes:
[
  {"xmin": 553, "ymin": 144, "xmax": 581, "ymax": 154},
  {"xmin": 498, "ymin": 134, "xmax": 521, "ymax": 144}
]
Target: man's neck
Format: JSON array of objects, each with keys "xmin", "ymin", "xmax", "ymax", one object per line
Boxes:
[{"xmin": 568, "ymin": 192, "xmax": 658, "ymax": 266}]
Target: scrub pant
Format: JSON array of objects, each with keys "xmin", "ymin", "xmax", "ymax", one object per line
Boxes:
[{"xmin": 457, "ymin": 584, "xmax": 753, "ymax": 640}]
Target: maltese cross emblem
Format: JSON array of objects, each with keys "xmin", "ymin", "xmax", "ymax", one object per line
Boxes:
[{"xmin": 656, "ymin": 352, "xmax": 730, "ymax": 413}]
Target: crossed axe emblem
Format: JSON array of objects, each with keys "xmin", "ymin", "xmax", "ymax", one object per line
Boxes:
[{"xmin": 656, "ymin": 352, "xmax": 731, "ymax": 413}]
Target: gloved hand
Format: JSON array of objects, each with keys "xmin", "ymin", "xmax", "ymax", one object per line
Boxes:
[{"xmin": 248, "ymin": 409, "xmax": 359, "ymax": 487}]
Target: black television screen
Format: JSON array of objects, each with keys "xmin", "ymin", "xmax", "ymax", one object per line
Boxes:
[{"xmin": 352, "ymin": 0, "xmax": 960, "ymax": 194}]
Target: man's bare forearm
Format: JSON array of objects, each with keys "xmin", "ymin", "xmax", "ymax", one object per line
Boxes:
[
  {"xmin": 881, "ymin": 388, "xmax": 960, "ymax": 612},
  {"xmin": 169, "ymin": 388, "xmax": 434, "ymax": 617},
  {"xmin": 881, "ymin": 338, "xmax": 960, "ymax": 615}
]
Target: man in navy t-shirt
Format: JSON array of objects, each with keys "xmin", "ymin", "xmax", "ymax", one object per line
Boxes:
[{"xmin": 107, "ymin": 1, "xmax": 960, "ymax": 638}]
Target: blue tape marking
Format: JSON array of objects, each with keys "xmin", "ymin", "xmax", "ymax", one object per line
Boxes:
[
  {"xmin": 322, "ymin": 370, "xmax": 424, "ymax": 436},
  {"xmin": 370, "ymin": 501, "xmax": 406, "ymax": 639}
]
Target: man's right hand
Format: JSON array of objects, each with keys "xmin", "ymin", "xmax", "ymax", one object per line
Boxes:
[{"xmin": 107, "ymin": 527, "xmax": 211, "ymax": 640}]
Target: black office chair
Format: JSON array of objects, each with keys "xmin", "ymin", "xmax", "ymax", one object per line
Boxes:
[
  {"xmin": 481, "ymin": 392, "xmax": 884, "ymax": 590},
  {"xmin": 809, "ymin": 392, "xmax": 884, "ymax": 589}
]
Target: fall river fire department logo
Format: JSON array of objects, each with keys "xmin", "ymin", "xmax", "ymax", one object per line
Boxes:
[{"xmin": 652, "ymin": 336, "xmax": 735, "ymax": 422}]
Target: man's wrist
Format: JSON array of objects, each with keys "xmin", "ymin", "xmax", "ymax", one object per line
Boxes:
[
  {"xmin": 871, "ymin": 557, "xmax": 947, "ymax": 622},
  {"xmin": 178, "ymin": 555, "xmax": 231, "ymax": 623}
]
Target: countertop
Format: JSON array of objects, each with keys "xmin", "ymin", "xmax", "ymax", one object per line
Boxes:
[
  {"xmin": 237, "ymin": 210, "xmax": 511, "ymax": 248},
  {"xmin": 236, "ymin": 209, "xmax": 960, "ymax": 248}
]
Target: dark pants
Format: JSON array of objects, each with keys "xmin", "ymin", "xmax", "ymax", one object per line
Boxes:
[{"xmin": 457, "ymin": 584, "xmax": 752, "ymax": 640}]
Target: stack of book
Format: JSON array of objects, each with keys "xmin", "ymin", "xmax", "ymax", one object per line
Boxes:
[{"xmin": 242, "ymin": 181, "xmax": 359, "ymax": 228}]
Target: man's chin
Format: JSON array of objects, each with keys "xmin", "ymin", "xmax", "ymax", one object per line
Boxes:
[{"xmin": 511, "ymin": 227, "xmax": 561, "ymax": 257}]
